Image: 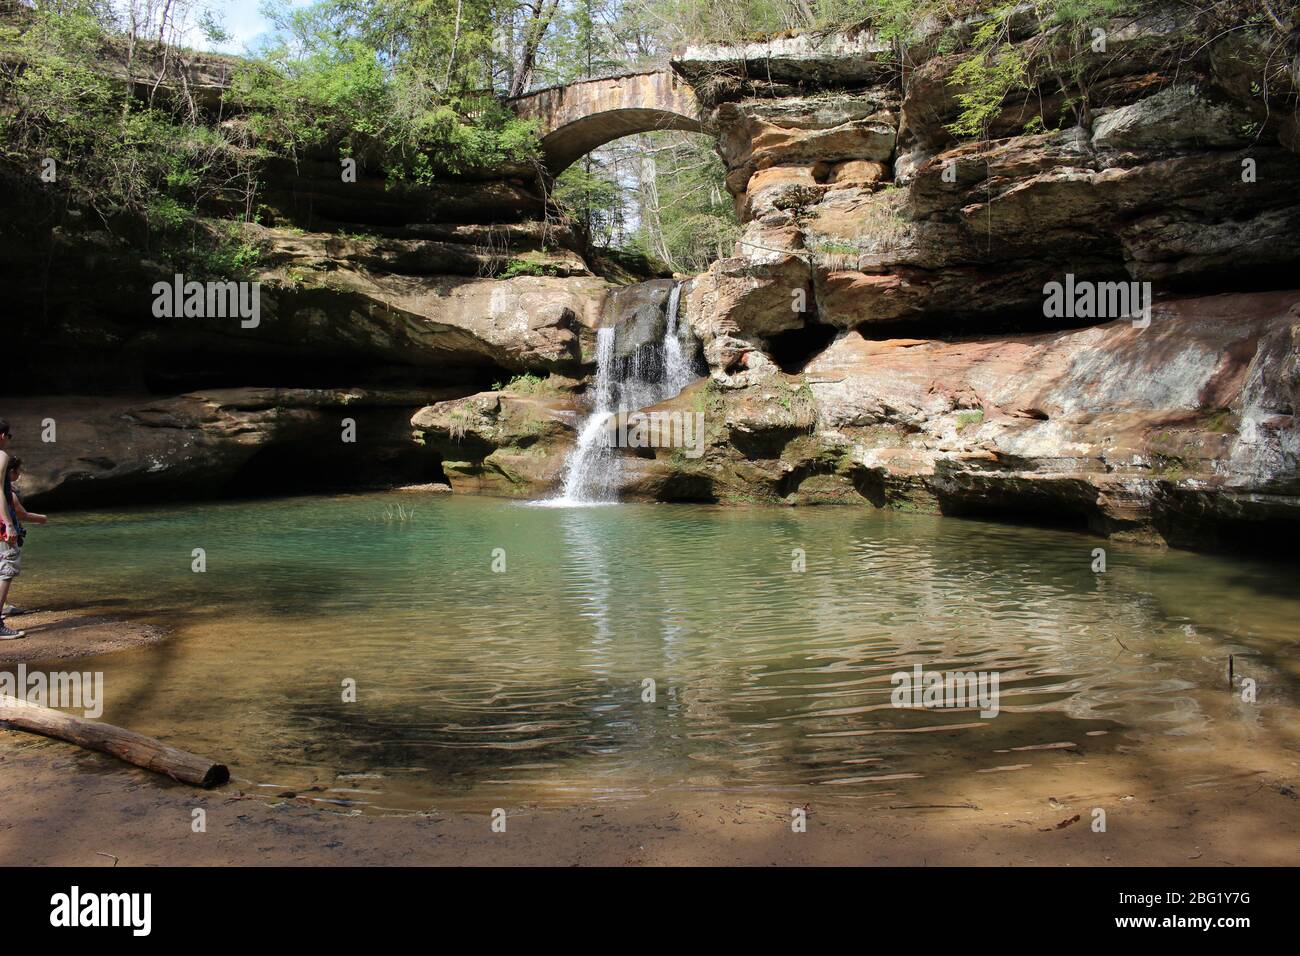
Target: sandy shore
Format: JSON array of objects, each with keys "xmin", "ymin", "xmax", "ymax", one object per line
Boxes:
[
  {"xmin": 0, "ymin": 608, "xmax": 164, "ymax": 665},
  {"xmin": 2, "ymin": 728, "xmax": 1297, "ymax": 866}
]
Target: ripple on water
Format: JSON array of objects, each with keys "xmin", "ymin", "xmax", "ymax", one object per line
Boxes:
[{"xmin": 11, "ymin": 492, "xmax": 1300, "ymax": 811}]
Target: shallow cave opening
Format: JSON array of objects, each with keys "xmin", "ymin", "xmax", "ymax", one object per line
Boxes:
[
  {"xmin": 936, "ymin": 496, "xmax": 1094, "ymax": 533},
  {"xmin": 139, "ymin": 356, "xmax": 504, "ymax": 396},
  {"xmin": 765, "ymin": 321, "xmax": 840, "ymax": 374},
  {"xmin": 8, "ymin": 338, "xmax": 512, "ymax": 398},
  {"xmin": 653, "ymin": 473, "xmax": 718, "ymax": 503},
  {"xmin": 223, "ymin": 427, "xmax": 449, "ymax": 499},
  {"xmin": 728, "ymin": 425, "xmax": 813, "ymax": 461},
  {"xmin": 852, "ymin": 301, "xmax": 1110, "ymax": 343},
  {"xmin": 1157, "ymin": 513, "xmax": 1300, "ymax": 561}
]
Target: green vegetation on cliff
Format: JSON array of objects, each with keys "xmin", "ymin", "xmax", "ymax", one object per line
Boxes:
[
  {"xmin": 580, "ymin": 0, "xmax": 1293, "ymax": 257},
  {"xmin": 2, "ymin": 0, "xmax": 1292, "ymax": 277},
  {"xmin": 231, "ymin": 0, "xmax": 540, "ymax": 182},
  {"xmin": 0, "ymin": 0, "xmax": 542, "ymax": 266},
  {"xmin": 0, "ymin": 3, "xmax": 253, "ymax": 234}
]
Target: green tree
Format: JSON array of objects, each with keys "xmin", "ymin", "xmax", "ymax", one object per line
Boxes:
[
  {"xmin": 235, "ymin": 0, "xmax": 540, "ymax": 179},
  {"xmin": 0, "ymin": 0, "xmax": 256, "ymax": 236},
  {"xmin": 633, "ymin": 132, "xmax": 738, "ymax": 272}
]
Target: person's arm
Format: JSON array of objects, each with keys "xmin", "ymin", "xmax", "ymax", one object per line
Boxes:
[
  {"xmin": 0, "ymin": 452, "xmax": 14, "ymax": 538},
  {"xmin": 13, "ymin": 495, "xmax": 46, "ymax": 525}
]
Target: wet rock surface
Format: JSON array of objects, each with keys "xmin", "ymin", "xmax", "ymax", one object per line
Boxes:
[
  {"xmin": 10, "ymin": 388, "xmax": 460, "ymax": 508},
  {"xmin": 621, "ymin": 291, "xmax": 1300, "ymax": 549},
  {"xmin": 411, "ymin": 390, "xmax": 576, "ymax": 497}
]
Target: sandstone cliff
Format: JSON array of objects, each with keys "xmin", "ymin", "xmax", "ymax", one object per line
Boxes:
[
  {"xmin": 6, "ymin": 5, "xmax": 1299, "ymax": 551},
  {"xmin": 413, "ymin": 7, "xmax": 1300, "ymax": 549}
]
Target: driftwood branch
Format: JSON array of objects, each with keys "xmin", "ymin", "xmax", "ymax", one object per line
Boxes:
[{"xmin": 0, "ymin": 694, "xmax": 229, "ymax": 788}]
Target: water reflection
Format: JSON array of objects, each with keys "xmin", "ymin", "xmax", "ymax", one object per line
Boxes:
[{"xmin": 5, "ymin": 492, "xmax": 1298, "ymax": 811}]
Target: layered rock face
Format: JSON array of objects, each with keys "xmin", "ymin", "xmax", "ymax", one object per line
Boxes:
[
  {"xmin": 3, "ymin": 160, "xmax": 607, "ymax": 395},
  {"xmin": 625, "ymin": 290, "xmax": 1300, "ymax": 547},
  {"xmin": 8, "ymin": 7, "xmax": 1300, "ymax": 551},
  {"xmin": 2, "ymin": 53, "xmax": 613, "ymax": 502},
  {"xmin": 3, "ymin": 158, "xmax": 611, "ymax": 501},
  {"xmin": 681, "ymin": 11, "xmax": 1300, "ymax": 360},
  {"xmin": 427, "ymin": 8, "xmax": 1300, "ymax": 548},
  {"xmin": 5, "ymin": 388, "xmax": 457, "ymax": 505}
]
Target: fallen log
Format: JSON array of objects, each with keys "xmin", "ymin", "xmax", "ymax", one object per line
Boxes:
[{"xmin": 0, "ymin": 694, "xmax": 229, "ymax": 788}]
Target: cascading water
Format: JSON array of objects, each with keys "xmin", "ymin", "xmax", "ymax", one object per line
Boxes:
[
  {"xmin": 662, "ymin": 282, "xmax": 691, "ymax": 395},
  {"xmin": 554, "ymin": 325, "xmax": 618, "ymax": 503},
  {"xmin": 544, "ymin": 281, "xmax": 697, "ymax": 505}
]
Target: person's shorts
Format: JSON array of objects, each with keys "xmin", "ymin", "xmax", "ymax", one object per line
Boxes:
[{"xmin": 0, "ymin": 544, "xmax": 21, "ymax": 580}]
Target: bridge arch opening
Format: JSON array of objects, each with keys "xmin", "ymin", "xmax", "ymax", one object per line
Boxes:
[
  {"xmin": 540, "ymin": 108, "xmax": 705, "ymax": 176},
  {"xmin": 510, "ymin": 70, "xmax": 733, "ymax": 274},
  {"xmin": 554, "ymin": 126, "xmax": 736, "ymax": 276}
]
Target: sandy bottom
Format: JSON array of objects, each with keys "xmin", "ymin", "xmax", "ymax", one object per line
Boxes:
[
  {"xmin": 3, "ymin": 607, "xmax": 1298, "ymax": 866},
  {"xmin": 0, "ymin": 608, "xmax": 164, "ymax": 665},
  {"xmin": 1, "ymin": 727, "xmax": 1297, "ymax": 866}
]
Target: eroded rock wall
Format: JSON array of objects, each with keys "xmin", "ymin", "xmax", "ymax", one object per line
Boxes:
[
  {"xmin": 2, "ymin": 54, "xmax": 615, "ymax": 504},
  {"xmin": 682, "ymin": 9, "xmax": 1300, "ymax": 372},
  {"xmin": 628, "ymin": 290, "xmax": 1300, "ymax": 547},
  {"xmin": 5, "ymin": 388, "xmax": 459, "ymax": 505},
  {"xmin": 422, "ymin": 8, "xmax": 1300, "ymax": 549},
  {"xmin": 9, "ymin": 7, "xmax": 1300, "ymax": 552}
]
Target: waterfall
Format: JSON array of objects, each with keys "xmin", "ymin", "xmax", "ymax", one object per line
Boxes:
[
  {"xmin": 554, "ymin": 326, "xmax": 618, "ymax": 504},
  {"xmin": 543, "ymin": 281, "xmax": 696, "ymax": 506},
  {"xmin": 662, "ymin": 281, "xmax": 692, "ymax": 396}
]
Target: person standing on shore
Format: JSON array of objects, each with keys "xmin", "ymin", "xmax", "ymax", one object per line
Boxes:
[
  {"xmin": 3, "ymin": 457, "xmax": 47, "ymax": 625},
  {"xmin": 0, "ymin": 419, "xmax": 25, "ymax": 640}
]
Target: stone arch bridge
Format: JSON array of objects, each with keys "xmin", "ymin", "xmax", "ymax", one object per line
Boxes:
[{"xmin": 507, "ymin": 69, "xmax": 704, "ymax": 175}]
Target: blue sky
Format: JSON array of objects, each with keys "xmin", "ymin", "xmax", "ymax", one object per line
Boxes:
[{"xmin": 190, "ymin": 0, "xmax": 313, "ymax": 54}]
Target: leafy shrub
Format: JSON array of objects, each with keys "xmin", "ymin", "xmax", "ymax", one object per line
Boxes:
[
  {"xmin": 492, "ymin": 373, "xmax": 567, "ymax": 396},
  {"xmin": 230, "ymin": 18, "xmax": 539, "ymax": 181}
]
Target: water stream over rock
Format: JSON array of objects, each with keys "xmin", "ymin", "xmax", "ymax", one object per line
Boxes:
[
  {"xmin": 548, "ymin": 281, "xmax": 699, "ymax": 505},
  {"xmin": 555, "ymin": 325, "xmax": 618, "ymax": 504}
]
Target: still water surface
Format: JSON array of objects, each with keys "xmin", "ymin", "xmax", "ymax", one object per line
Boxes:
[{"xmin": 7, "ymin": 492, "xmax": 1298, "ymax": 811}]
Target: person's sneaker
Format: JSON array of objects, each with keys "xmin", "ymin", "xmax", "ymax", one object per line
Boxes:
[
  {"xmin": 3, "ymin": 604, "xmax": 25, "ymax": 616},
  {"xmin": 0, "ymin": 622, "xmax": 25, "ymax": 640}
]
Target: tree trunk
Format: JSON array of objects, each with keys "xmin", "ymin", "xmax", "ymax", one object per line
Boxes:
[
  {"xmin": 443, "ymin": 0, "xmax": 463, "ymax": 93},
  {"xmin": 0, "ymin": 694, "xmax": 229, "ymax": 788},
  {"xmin": 508, "ymin": 0, "xmax": 561, "ymax": 96}
]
